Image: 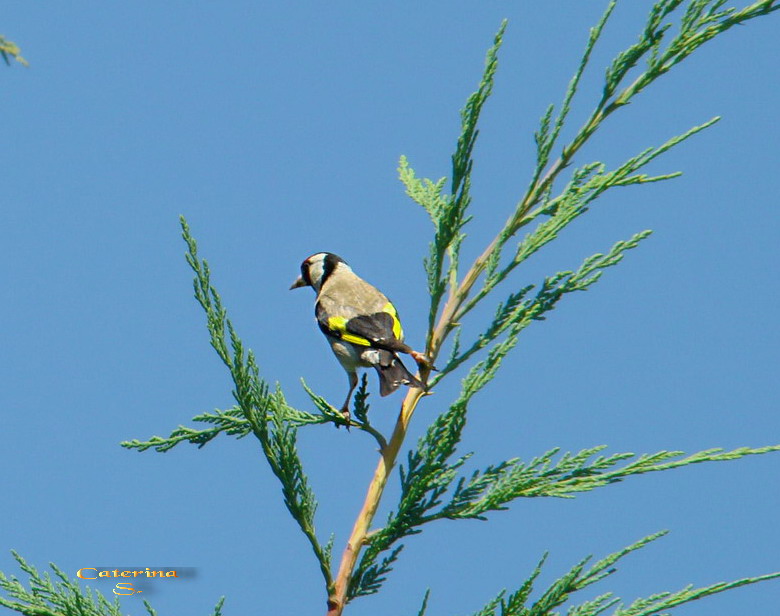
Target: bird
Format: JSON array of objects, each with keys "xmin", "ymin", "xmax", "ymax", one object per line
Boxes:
[{"xmin": 290, "ymin": 252, "xmax": 429, "ymax": 423}]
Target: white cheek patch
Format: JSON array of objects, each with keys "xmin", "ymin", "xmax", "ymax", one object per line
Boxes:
[{"xmin": 308, "ymin": 259, "xmax": 326, "ymax": 290}]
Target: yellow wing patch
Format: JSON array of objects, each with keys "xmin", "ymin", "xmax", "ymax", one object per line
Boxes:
[
  {"xmin": 382, "ymin": 302, "xmax": 403, "ymax": 339},
  {"xmin": 327, "ymin": 315, "xmax": 371, "ymax": 346}
]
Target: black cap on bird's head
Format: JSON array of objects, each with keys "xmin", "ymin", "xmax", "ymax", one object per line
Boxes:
[{"xmin": 290, "ymin": 252, "xmax": 348, "ymax": 292}]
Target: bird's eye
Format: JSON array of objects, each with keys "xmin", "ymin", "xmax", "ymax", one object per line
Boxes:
[{"xmin": 300, "ymin": 262, "xmax": 313, "ymax": 286}]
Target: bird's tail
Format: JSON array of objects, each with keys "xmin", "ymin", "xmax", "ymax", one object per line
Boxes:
[{"xmin": 374, "ymin": 351, "xmax": 423, "ymax": 396}]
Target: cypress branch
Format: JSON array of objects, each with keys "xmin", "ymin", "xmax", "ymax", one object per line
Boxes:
[
  {"xmin": 460, "ymin": 532, "xmax": 768, "ymax": 616},
  {"xmin": 167, "ymin": 218, "xmax": 335, "ymax": 591},
  {"xmin": 415, "ymin": 589, "xmax": 431, "ymax": 616},
  {"xmin": 349, "ymin": 434, "xmax": 779, "ymax": 595},
  {"xmin": 0, "ymin": 35, "xmax": 27, "ymax": 66},
  {"xmin": 302, "ymin": 376, "xmax": 388, "ymax": 450}
]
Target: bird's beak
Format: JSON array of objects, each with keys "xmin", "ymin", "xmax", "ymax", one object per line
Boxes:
[{"xmin": 289, "ymin": 275, "xmax": 308, "ymax": 290}]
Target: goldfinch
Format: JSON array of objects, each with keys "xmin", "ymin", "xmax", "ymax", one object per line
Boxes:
[{"xmin": 290, "ymin": 252, "xmax": 428, "ymax": 421}]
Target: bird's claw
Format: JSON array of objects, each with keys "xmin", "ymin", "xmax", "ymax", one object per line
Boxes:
[
  {"xmin": 339, "ymin": 407, "xmax": 352, "ymax": 431},
  {"xmin": 411, "ymin": 350, "xmax": 438, "ymax": 372}
]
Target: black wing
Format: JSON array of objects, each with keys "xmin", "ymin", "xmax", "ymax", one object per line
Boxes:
[
  {"xmin": 346, "ymin": 312, "xmax": 395, "ymax": 344},
  {"xmin": 316, "ymin": 302, "xmax": 408, "ymax": 352}
]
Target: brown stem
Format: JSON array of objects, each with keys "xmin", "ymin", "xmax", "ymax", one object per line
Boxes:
[{"xmin": 326, "ymin": 386, "xmax": 426, "ymax": 615}]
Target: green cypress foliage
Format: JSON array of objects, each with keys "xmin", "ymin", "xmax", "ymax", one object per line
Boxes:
[{"xmin": 3, "ymin": 2, "xmax": 780, "ymax": 615}]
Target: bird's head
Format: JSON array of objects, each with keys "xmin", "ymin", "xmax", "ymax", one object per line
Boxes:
[{"xmin": 290, "ymin": 252, "xmax": 349, "ymax": 293}]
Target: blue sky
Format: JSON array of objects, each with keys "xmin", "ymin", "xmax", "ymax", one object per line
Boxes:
[{"xmin": 2, "ymin": 2, "xmax": 779, "ymax": 615}]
